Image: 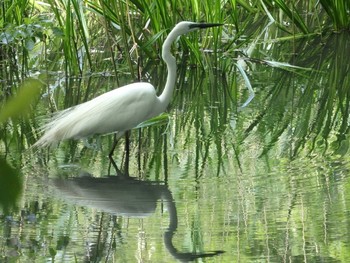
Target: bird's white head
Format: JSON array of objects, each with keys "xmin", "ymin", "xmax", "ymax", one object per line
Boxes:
[
  {"xmin": 162, "ymin": 21, "xmax": 223, "ymax": 60},
  {"xmin": 172, "ymin": 21, "xmax": 223, "ymax": 35}
]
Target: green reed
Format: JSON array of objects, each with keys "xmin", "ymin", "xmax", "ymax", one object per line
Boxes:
[
  {"xmin": 241, "ymin": 30, "xmax": 350, "ymax": 158},
  {"xmin": 2, "ymin": 0, "xmax": 348, "ymax": 83},
  {"xmin": 319, "ymin": 0, "xmax": 350, "ymax": 31}
]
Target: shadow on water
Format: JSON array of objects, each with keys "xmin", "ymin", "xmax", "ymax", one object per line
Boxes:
[{"xmin": 52, "ymin": 172, "xmax": 224, "ymax": 262}]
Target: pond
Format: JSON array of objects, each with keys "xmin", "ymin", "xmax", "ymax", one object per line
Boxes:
[{"xmin": 1, "ymin": 29, "xmax": 350, "ymax": 262}]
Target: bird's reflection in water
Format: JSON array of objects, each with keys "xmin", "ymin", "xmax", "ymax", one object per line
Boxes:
[{"xmin": 53, "ymin": 173, "xmax": 224, "ymax": 262}]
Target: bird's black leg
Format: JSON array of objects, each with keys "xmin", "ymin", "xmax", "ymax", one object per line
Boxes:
[
  {"xmin": 123, "ymin": 131, "xmax": 130, "ymax": 175},
  {"xmin": 109, "ymin": 156, "xmax": 123, "ymax": 176},
  {"xmin": 108, "ymin": 133, "xmax": 123, "ymax": 176}
]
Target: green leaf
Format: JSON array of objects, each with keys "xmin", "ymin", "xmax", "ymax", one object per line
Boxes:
[
  {"xmin": 25, "ymin": 38, "xmax": 35, "ymax": 50},
  {"xmin": 272, "ymin": 0, "xmax": 309, "ymax": 34},
  {"xmin": 140, "ymin": 29, "xmax": 166, "ymax": 49},
  {"xmin": 0, "ymin": 78, "xmax": 44, "ymax": 124},
  {"xmin": 0, "ymin": 158, "xmax": 23, "ymax": 213},
  {"xmin": 136, "ymin": 113, "xmax": 169, "ymax": 128}
]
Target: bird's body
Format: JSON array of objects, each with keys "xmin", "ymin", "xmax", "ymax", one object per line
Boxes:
[
  {"xmin": 35, "ymin": 82, "xmax": 160, "ymax": 146},
  {"xmin": 34, "ymin": 21, "xmax": 222, "ymax": 148}
]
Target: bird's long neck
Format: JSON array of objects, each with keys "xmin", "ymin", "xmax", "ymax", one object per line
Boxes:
[{"xmin": 158, "ymin": 30, "xmax": 179, "ymax": 110}]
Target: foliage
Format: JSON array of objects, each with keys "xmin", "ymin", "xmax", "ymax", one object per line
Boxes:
[
  {"xmin": 319, "ymin": 0, "xmax": 350, "ymax": 31},
  {"xmin": 0, "ymin": 158, "xmax": 22, "ymax": 212},
  {"xmin": 241, "ymin": 31, "xmax": 350, "ymax": 158},
  {"xmin": 0, "ymin": 0, "xmax": 349, "ymax": 157},
  {"xmin": 0, "ymin": 78, "xmax": 43, "ymax": 124},
  {"xmin": 1, "ymin": 0, "xmax": 349, "ymax": 80}
]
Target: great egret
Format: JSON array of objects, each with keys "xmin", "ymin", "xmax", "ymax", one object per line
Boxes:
[{"xmin": 34, "ymin": 21, "xmax": 222, "ymax": 155}]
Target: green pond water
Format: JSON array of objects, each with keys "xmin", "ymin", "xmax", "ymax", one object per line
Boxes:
[{"xmin": 1, "ymin": 32, "xmax": 350, "ymax": 263}]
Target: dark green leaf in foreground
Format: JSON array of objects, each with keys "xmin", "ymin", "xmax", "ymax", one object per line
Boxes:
[{"xmin": 0, "ymin": 158, "xmax": 22, "ymax": 212}]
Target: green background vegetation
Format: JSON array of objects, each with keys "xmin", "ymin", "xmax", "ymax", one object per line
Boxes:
[
  {"xmin": 0, "ymin": 0, "xmax": 348, "ymax": 159},
  {"xmin": 0, "ymin": 0, "xmax": 350, "ymax": 262}
]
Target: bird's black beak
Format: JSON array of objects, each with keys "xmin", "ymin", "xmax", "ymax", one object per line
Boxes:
[{"xmin": 189, "ymin": 22, "xmax": 224, "ymax": 29}]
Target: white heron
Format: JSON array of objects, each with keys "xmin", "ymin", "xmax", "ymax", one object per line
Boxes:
[{"xmin": 34, "ymin": 21, "xmax": 222, "ymax": 156}]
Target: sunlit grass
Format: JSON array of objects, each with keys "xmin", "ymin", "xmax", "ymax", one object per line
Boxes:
[{"xmin": 1, "ymin": 0, "xmax": 348, "ymax": 81}]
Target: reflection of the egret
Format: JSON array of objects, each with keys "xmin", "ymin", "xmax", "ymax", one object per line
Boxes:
[{"xmin": 53, "ymin": 173, "xmax": 224, "ymax": 262}]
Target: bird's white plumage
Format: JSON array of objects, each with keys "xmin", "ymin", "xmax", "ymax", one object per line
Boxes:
[
  {"xmin": 34, "ymin": 82, "xmax": 159, "ymax": 147},
  {"xmin": 34, "ymin": 21, "xmax": 222, "ymax": 148}
]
